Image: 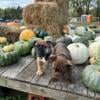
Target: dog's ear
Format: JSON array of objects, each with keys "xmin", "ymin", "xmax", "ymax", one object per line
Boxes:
[
  {"xmin": 49, "ymin": 55, "xmax": 57, "ymax": 62},
  {"xmin": 66, "ymin": 60, "xmax": 73, "ymax": 66}
]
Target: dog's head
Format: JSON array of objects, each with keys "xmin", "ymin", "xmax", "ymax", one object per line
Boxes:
[{"xmin": 35, "ymin": 40, "xmax": 54, "ymax": 62}]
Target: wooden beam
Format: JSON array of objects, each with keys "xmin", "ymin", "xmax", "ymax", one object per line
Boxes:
[{"xmin": 0, "ymin": 76, "xmax": 96, "ymax": 100}]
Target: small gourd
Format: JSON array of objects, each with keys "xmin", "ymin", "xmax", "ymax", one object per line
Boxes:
[
  {"xmin": 0, "ymin": 37, "xmax": 7, "ymax": 44},
  {"xmin": 89, "ymin": 57, "xmax": 96, "ymax": 64},
  {"xmin": 2, "ymin": 44, "xmax": 13, "ymax": 52},
  {"xmin": 31, "ymin": 48, "xmax": 36, "ymax": 58}
]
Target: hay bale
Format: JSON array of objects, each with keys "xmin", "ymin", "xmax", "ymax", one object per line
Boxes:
[
  {"xmin": 35, "ymin": 0, "xmax": 68, "ymax": 24},
  {"xmin": 23, "ymin": 2, "xmax": 61, "ymax": 38},
  {"xmin": 23, "ymin": 0, "xmax": 68, "ymax": 38},
  {"xmin": 0, "ymin": 25, "xmax": 22, "ymax": 43}
]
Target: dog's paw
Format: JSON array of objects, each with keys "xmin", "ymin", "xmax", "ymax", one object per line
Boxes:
[{"xmin": 36, "ymin": 70, "xmax": 44, "ymax": 76}]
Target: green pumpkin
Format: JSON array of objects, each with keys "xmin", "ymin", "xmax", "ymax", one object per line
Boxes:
[
  {"xmin": 44, "ymin": 36, "xmax": 54, "ymax": 43},
  {"xmin": 74, "ymin": 31, "xmax": 96, "ymax": 46},
  {"xmin": 33, "ymin": 29, "xmax": 48, "ymax": 39},
  {"xmin": 92, "ymin": 28, "xmax": 100, "ymax": 33},
  {"xmin": 14, "ymin": 41, "xmax": 31, "ymax": 56},
  {"xmin": 29, "ymin": 37, "xmax": 42, "ymax": 47},
  {"xmin": 81, "ymin": 65, "xmax": 100, "ymax": 92},
  {"xmin": 0, "ymin": 43, "xmax": 6, "ymax": 48},
  {"xmin": 75, "ymin": 26, "xmax": 86, "ymax": 36},
  {"xmin": 0, "ymin": 49, "xmax": 19, "ymax": 66},
  {"xmin": 31, "ymin": 48, "xmax": 36, "ymax": 58},
  {"xmin": 56, "ymin": 36, "xmax": 72, "ymax": 46}
]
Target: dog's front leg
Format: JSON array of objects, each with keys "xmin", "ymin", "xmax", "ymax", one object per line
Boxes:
[{"xmin": 36, "ymin": 57, "xmax": 44, "ymax": 76}]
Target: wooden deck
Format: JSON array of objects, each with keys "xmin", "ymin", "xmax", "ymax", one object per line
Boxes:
[{"xmin": 0, "ymin": 56, "xmax": 99, "ymax": 100}]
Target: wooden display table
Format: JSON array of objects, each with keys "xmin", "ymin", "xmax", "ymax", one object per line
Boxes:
[{"xmin": 0, "ymin": 56, "xmax": 99, "ymax": 100}]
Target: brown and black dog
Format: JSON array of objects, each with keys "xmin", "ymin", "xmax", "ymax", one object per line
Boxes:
[
  {"xmin": 49, "ymin": 42, "xmax": 73, "ymax": 82},
  {"xmin": 34, "ymin": 40, "xmax": 54, "ymax": 76}
]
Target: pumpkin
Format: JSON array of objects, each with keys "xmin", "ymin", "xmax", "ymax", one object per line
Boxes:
[
  {"xmin": 95, "ymin": 36, "xmax": 100, "ymax": 42},
  {"xmin": 2, "ymin": 44, "xmax": 14, "ymax": 52},
  {"xmin": 75, "ymin": 26, "xmax": 86, "ymax": 36},
  {"xmin": 67, "ymin": 43, "xmax": 89, "ymax": 64},
  {"xmin": 7, "ymin": 22, "xmax": 19, "ymax": 27},
  {"xmin": 19, "ymin": 29, "xmax": 35, "ymax": 41},
  {"xmin": 69, "ymin": 24, "xmax": 76, "ymax": 30},
  {"xmin": 44, "ymin": 36, "xmax": 54, "ymax": 43},
  {"xmin": 92, "ymin": 28, "xmax": 100, "ymax": 33},
  {"xmin": 89, "ymin": 42, "xmax": 100, "ymax": 60},
  {"xmin": 89, "ymin": 57, "xmax": 96, "ymax": 64},
  {"xmin": 31, "ymin": 48, "xmax": 36, "ymax": 58},
  {"xmin": 20, "ymin": 26, "xmax": 27, "ymax": 30},
  {"xmin": 74, "ymin": 31, "xmax": 96, "ymax": 46},
  {"xmin": 33, "ymin": 29, "xmax": 48, "ymax": 39},
  {"xmin": 67, "ymin": 34, "xmax": 80, "ymax": 42},
  {"xmin": 0, "ymin": 37, "xmax": 7, "ymax": 48},
  {"xmin": 29, "ymin": 37, "xmax": 42, "ymax": 47},
  {"xmin": 89, "ymin": 25, "xmax": 97, "ymax": 28},
  {"xmin": 81, "ymin": 65, "xmax": 100, "ymax": 92},
  {"xmin": 56, "ymin": 36, "xmax": 72, "ymax": 46},
  {"xmin": 85, "ymin": 31, "xmax": 96, "ymax": 40},
  {"xmin": 0, "ymin": 37, "xmax": 7, "ymax": 44},
  {"xmin": 0, "ymin": 47, "xmax": 19, "ymax": 66},
  {"xmin": 74, "ymin": 37, "xmax": 89, "ymax": 46},
  {"xmin": 14, "ymin": 41, "xmax": 31, "ymax": 56},
  {"xmin": 63, "ymin": 25, "xmax": 69, "ymax": 34}
]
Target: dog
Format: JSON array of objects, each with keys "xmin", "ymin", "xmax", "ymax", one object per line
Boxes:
[
  {"xmin": 49, "ymin": 42, "xmax": 73, "ymax": 82},
  {"xmin": 34, "ymin": 39, "xmax": 54, "ymax": 76}
]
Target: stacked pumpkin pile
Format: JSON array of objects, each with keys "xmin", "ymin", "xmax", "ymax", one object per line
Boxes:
[
  {"xmin": 0, "ymin": 24, "xmax": 100, "ymax": 92},
  {"xmin": 62, "ymin": 25, "xmax": 100, "ymax": 92},
  {"xmin": 0, "ymin": 27, "xmax": 53, "ymax": 66}
]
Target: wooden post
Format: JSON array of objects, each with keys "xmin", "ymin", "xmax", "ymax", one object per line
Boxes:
[{"xmin": 28, "ymin": 93, "xmax": 45, "ymax": 100}]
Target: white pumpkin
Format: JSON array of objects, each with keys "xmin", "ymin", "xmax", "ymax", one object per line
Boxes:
[
  {"xmin": 67, "ymin": 43, "xmax": 89, "ymax": 64},
  {"xmin": 89, "ymin": 42, "xmax": 100, "ymax": 60},
  {"xmin": 95, "ymin": 36, "xmax": 100, "ymax": 42}
]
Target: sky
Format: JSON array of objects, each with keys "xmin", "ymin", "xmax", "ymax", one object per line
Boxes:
[{"xmin": 0, "ymin": 0, "xmax": 35, "ymax": 8}]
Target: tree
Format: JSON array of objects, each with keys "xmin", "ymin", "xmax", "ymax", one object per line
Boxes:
[
  {"xmin": 96, "ymin": 0, "xmax": 100, "ymax": 18},
  {"xmin": 69, "ymin": 0, "xmax": 93, "ymax": 17}
]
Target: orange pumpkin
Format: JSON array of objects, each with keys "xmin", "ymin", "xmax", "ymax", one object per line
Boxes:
[
  {"xmin": 7, "ymin": 22, "xmax": 19, "ymax": 27},
  {"xmin": 89, "ymin": 57, "xmax": 96, "ymax": 64},
  {"xmin": 19, "ymin": 29, "xmax": 36, "ymax": 41}
]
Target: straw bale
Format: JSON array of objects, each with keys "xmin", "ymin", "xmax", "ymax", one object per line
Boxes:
[{"xmin": 23, "ymin": 0, "xmax": 68, "ymax": 38}]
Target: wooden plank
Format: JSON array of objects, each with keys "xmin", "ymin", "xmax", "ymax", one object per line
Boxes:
[
  {"xmin": 0, "ymin": 66, "xmax": 10, "ymax": 75},
  {"xmin": 48, "ymin": 80, "xmax": 57, "ymax": 89},
  {"xmin": 55, "ymin": 80, "xmax": 62, "ymax": 90},
  {"xmin": 32, "ymin": 63, "xmax": 52, "ymax": 86},
  {"xmin": 15, "ymin": 60, "xmax": 36, "ymax": 82},
  {"xmin": 1, "ymin": 56, "xmax": 33, "ymax": 79},
  {"xmin": 0, "ymin": 76, "xmax": 95, "ymax": 100},
  {"xmin": 95, "ymin": 92, "xmax": 100, "ymax": 99},
  {"xmin": 71, "ymin": 65, "xmax": 88, "ymax": 97},
  {"xmin": 87, "ymin": 88, "xmax": 95, "ymax": 98},
  {"xmin": 61, "ymin": 80, "xmax": 68, "ymax": 91}
]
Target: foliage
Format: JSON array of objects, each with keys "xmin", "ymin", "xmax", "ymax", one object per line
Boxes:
[
  {"xmin": 69, "ymin": 0, "xmax": 95, "ymax": 17},
  {"xmin": 0, "ymin": 6, "xmax": 22, "ymax": 20}
]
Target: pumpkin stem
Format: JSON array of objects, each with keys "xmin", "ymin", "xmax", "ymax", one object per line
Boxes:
[{"xmin": 76, "ymin": 44, "xmax": 79, "ymax": 47}]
